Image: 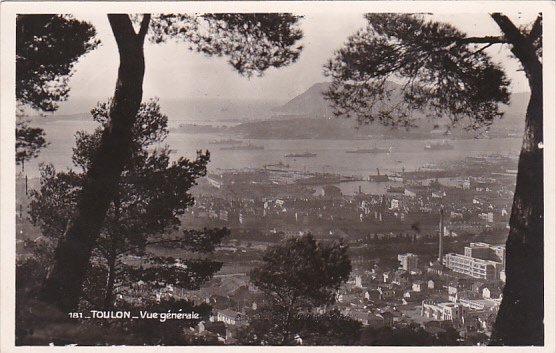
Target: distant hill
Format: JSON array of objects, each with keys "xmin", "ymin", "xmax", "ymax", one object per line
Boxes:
[
  {"xmin": 231, "ymin": 117, "xmax": 369, "ymax": 140},
  {"xmin": 273, "ymin": 81, "xmax": 529, "ymax": 133},
  {"xmin": 272, "ymin": 82, "xmax": 334, "ymax": 117},
  {"xmin": 231, "ymin": 116, "xmax": 479, "ymax": 141},
  {"xmin": 27, "ymin": 83, "xmax": 529, "ymax": 141},
  {"xmin": 273, "ymin": 81, "xmax": 406, "ymax": 119}
]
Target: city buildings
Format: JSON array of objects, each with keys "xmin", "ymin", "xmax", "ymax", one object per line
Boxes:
[
  {"xmin": 398, "ymin": 253, "xmax": 419, "ymax": 272},
  {"xmin": 421, "ymin": 300, "xmax": 468, "ymax": 322},
  {"xmin": 443, "ymin": 254, "xmax": 502, "ymax": 280},
  {"xmin": 444, "ymin": 242, "xmax": 505, "ymax": 280}
]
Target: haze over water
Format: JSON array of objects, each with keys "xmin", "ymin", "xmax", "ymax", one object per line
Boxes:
[{"xmin": 23, "ymin": 117, "xmax": 522, "ymax": 196}]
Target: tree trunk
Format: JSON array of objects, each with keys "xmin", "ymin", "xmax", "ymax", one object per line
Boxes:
[
  {"xmin": 491, "ymin": 67, "xmax": 543, "ymax": 345},
  {"xmin": 281, "ymin": 311, "xmax": 292, "ymax": 345},
  {"xmin": 104, "ymin": 254, "xmax": 117, "ymax": 310},
  {"xmin": 39, "ymin": 14, "xmax": 150, "ymax": 312},
  {"xmin": 490, "ymin": 13, "xmax": 543, "ymax": 345}
]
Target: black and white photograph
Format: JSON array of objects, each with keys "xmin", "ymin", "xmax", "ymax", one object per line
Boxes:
[{"xmin": 1, "ymin": 1, "xmax": 555, "ymax": 350}]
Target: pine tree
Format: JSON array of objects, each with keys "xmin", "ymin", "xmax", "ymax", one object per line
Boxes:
[
  {"xmin": 239, "ymin": 234, "xmax": 357, "ymax": 345},
  {"xmin": 28, "ymin": 98, "xmax": 228, "ymax": 311},
  {"xmin": 16, "ymin": 15, "xmax": 99, "ymax": 164},
  {"xmin": 323, "ymin": 13, "xmax": 543, "ymax": 345},
  {"xmin": 22, "ymin": 14, "xmax": 304, "ymax": 311}
]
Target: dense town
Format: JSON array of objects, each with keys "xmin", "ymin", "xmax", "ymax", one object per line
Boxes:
[
  {"xmin": 123, "ymin": 153, "xmax": 515, "ymax": 344},
  {"xmin": 15, "ymin": 151, "xmax": 517, "ymax": 345}
]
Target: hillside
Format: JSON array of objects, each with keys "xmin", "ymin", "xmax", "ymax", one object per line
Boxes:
[
  {"xmin": 273, "ymin": 81, "xmax": 529, "ymax": 133},
  {"xmin": 272, "ymin": 82, "xmax": 334, "ymax": 117},
  {"xmin": 231, "ymin": 116, "xmax": 483, "ymax": 140},
  {"xmin": 231, "ymin": 117, "xmax": 368, "ymax": 140},
  {"xmin": 273, "ymin": 81, "xmax": 404, "ymax": 118},
  {"xmin": 26, "ymin": 83, "xmax": 529, "ymax": 141}
]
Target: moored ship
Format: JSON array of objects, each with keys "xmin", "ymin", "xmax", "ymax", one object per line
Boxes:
[
  {"xmin": 264, "ymin": 161, "xmax": 290, "ymax": 169},
  {"xmin": 346, "ymin": 146, "xmax": 392, "ymax": 154},
  {"xmin": 209, "ymin": 138, "xmax": 243, "ymax": 145},
  {"xmin": 368, "ymin": 168, "xmax": 389, "ymax": 182},
  {"xmin": 221, "ymin": 143, "xmax": 264, "ymax": 151},
  {"xmin": 284, "ymin": 152, "xmax": 317, "ymax": 158}
]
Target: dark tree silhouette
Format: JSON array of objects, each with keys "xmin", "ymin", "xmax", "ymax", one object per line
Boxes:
[
  {"xmin": 16, "ymin": 15, "xmax": 99, "ymax": 112},
  {"xmin": 242, "ymin": 234, "xmax": 353, "ymax": 345},
  {"xmin": 15, "ymin": 120, "xmax": 47, "ymax": 168},
  {"xmin": 324, "ymin": 13, "xmax": 543, "ymax": 345},
  {"xmin": 15, "ymin": 15, "xmax": 99, "ymax": 163},
  {"xmin": 28, "ymin": 99, "xmax": 228, "ymax": 311},
  {"xmin": 239, "ymin": 308, "xmax": 362, "ymax": 345},
  {"xmin": 35, "ymin": 13, "xmax": 303, "ymax": 312},
  {"xmin": 357, "ymin": 323, "xmax": 459, "ymax": 346}
]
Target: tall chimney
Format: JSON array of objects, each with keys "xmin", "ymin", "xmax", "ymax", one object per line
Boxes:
[{"xmin": 438, "ymin": 207, "xmax": 444, "ymax": 263}]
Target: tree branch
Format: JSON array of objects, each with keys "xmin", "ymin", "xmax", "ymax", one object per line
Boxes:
[
  {"xmin": 434, "ymin": 35, "xmax": 508, "ymax": 52},
  {"xmin": 454, "ymin": 36, "xmax": 508, "ymax": 45},
  {"xmin": 138, "ymin": 14, "xmax": 151, "ymax": 42},
  {"xmin": 490, "ymin": 13, "xmax": 541, "ymax": 76},
  {"xmin": 491, "ymin": 13, "xmax": 526, "ymax": 43},
  {"xmin": 107, "ymin": 14, "xmax": 136, "ymax": 49},
  {"xmin": 528, "ymin": 14, "xmax": 542, "ymax": 43},
  {"xmin": 460, "ymin": 42, "xmax": 496, "ymax": 60},
  {"xmin": 472, "ymin": 42, "xmax": 496, "ymax": 55}
]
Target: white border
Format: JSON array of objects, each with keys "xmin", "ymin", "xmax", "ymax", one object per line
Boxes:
[{"xmin": 1, "ymin": 1, "xmax": 555, "ymax": 352}]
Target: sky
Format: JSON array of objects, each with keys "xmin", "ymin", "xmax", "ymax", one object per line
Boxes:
[{"xmin": 57, "ymin": 12, "xmax": 537, "ymax": 114}]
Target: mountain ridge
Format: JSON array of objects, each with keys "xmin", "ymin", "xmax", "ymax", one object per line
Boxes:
[{"xmin": 273, "ymin": 81, "xmax": 529, "ymax": 132}]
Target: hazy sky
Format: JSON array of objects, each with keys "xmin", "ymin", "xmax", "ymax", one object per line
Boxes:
[{"xmin": 60, "ymin": 12, "xmax": 535, "ymax": 112}]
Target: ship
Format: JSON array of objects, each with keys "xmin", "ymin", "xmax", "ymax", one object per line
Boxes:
[
  {"xmin": 387, "ymin": 186, "xmax": 405, "ymax": 194},
  {"xmin": 424, "ymin": 140, "xmax": 454, "ymax": 151},
  {"xmin": 368, "ymin": 168, "xmax": 389, "ymax": 182},
  {"xmin": 284, "ymin": 152, "xmax": 317, "ymax": 158},
  {"xmin": 264, "ymin": 161, "xmax": 290, "ymax": 169},
  {"xmin": 209, "ymin": 138, "xmax": 243, "ymax": 145},
  {"xmin": 221, "ymin": 143, "xmax": 264, "ymax": 151},
  {"xmin": 346, "ymin": 146, "xmax": 392, "ymax": 154}
]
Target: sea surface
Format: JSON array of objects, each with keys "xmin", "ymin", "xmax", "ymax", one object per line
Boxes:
[{"xmin": 22, "ymin": 119, "xmax": 522, "ymax": 195}]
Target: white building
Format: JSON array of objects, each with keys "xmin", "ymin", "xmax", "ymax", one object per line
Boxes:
[
  {"xmin": 444, "ymin": 253, "xmax": 502, "ymax": 280},
  {"xmin": 421, "ymin": 300, "xmax": 468, "ymax": 321},
  {"xmin": 398, "ymin": 253, "xmax": 419, "ymax": 272},
  {"xmin": 390, "ymin": 199, "xmax": 400, "ymax": 210}
]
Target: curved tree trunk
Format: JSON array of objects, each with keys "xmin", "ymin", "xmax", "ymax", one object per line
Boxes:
[
  {"xmin": 39, "ymin": 14, "xmax": 150, "ymax": 312},
  {"xmin": 490, "ymin": 13, "xmax": 543, "ymax": 345}
]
